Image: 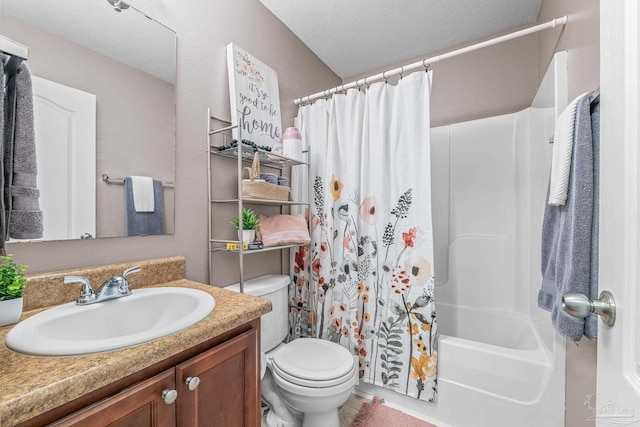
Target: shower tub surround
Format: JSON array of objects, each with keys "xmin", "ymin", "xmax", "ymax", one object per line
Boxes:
[{"xmin": 0, "ymin": 256, "xmax": 271, "ymax": 426}]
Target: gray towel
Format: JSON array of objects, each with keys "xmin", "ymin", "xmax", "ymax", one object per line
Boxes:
[
  {"xmin": 538, "ymin": 93, "xmax": 597, "ymax": 341},
  {"xmin": 3, "ymin": 59, "xmax": 42, "ymax": 240},
  {"xmin": 125, "ymin": 178, "xmax": 164, "ymax": 236},
  {"xmin": 585, "ymin": 94, "xmax": 600, "ymax": 340}
]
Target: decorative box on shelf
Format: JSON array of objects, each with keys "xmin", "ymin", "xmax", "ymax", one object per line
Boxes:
[
  {"xmin": 240, "ymin": 152, "xmax": 291, "ymax": 201},
  {"xmin": 226, "ymin": 241, "xmax": 264, "ymax": 251},
  {"xmin": 242, "ymin": 177, "xmax": 291, "ymax": 201}
]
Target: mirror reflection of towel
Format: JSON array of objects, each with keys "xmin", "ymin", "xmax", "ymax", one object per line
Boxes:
[
  {"xmin": 125, "ymin": 178, "xmax": 164, "ymax": 236},
  {"xmin": 130, "ymin": 175, "xmax": 154, "ymax": 212},
  {"xmin": 3, "ymin": 58, "xmax": 43, "ymax": 240}
]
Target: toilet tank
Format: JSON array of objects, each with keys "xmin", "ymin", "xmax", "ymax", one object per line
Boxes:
[{"xmin": 224, "ymin": 274, "xmax": 290, "ymax": 352}]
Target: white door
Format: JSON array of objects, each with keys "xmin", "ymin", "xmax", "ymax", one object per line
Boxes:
[
  {"xmin": 597, "ymin": 1, "xmax": 640, "ymax": 425},
  {"xmin": 31, "ymin": 76, "xmax": 96, "ymax": 241}
]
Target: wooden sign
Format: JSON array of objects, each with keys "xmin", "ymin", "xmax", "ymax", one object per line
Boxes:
[{"xmin": 226, "ymin": 43, "xmax": 282, "ymax": 154}]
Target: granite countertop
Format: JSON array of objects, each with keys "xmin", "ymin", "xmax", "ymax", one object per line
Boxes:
[{"xmin": 0, "ymin": 279, "xmax": 271, "ymax": 426}]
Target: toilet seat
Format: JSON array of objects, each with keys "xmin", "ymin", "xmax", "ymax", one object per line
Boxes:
[
  {"xmin": 271, "ymin": 358, "xmax": 357, "ymax": 388},
  {"xmin": 271, "ymin": 363, "xmax": 357, "ymax": 398},
  {"xmin": 270, "ymin": 338, "xmax": 356, "ymax": 388}
]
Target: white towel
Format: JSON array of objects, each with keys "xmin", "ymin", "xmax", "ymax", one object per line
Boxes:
[
  {"xmin": 548, "ymin": 93, "xmax": 588, "ymax": 205},
  {"xmin": 130, "ymin": 176, "xmax": 155, "ymax": 212}
]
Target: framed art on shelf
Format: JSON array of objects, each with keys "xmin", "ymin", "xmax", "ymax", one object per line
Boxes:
[{"xmin": 226, "ymin": 43, "xmax": 283, "ymax": 154}]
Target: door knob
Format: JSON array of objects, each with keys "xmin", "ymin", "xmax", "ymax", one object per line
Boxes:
[{"xmin": 562, "ymin": 290, "xmax": 616, "ymax": 327}]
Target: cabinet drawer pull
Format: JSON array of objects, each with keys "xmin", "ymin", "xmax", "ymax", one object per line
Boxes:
[
  {"xmin": 185, "ymin": 376, "xmax": 201, "ymax": 391},
  {"xmin": 161, "ymin": 389, "xmax": 178, "ymax": 404}
]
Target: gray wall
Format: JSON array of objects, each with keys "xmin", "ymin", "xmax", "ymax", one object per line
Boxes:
[
  {"xmin": 5, "ymin": 0, "xmax": 340, "ymax": 286},
  {"xmin": 2, "ymin": 14, "xmax": 176, "ymax": 238},
  {"xmin": 345, "ymin": 2, "xmax": 598, "ymax": 129},
  {"xmin": 344, "ymin": 30, "xmax": 540, "ymax": 128}
]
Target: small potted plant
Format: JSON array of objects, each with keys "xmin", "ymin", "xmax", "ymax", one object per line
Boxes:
[
  {"xmin": 231, "ymin": 208, "xmax": 259, "ymax": 243},
  {"xmin": 0, "ymin": 256, "xmax": 28, "ymax": 326}
]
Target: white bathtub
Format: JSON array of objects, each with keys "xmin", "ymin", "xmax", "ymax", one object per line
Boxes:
[
  {"xmin": 437, "ymin": 303, "xmax": 550, "ymax": 403},
  {"xmin": 356, "ymin": 303, "xmax": 565, "ymax": 427}
]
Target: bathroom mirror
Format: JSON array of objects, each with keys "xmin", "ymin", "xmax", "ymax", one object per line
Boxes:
[{"xmin": 0, "ymin": 0, "xmax": 176, "ymax": 241}]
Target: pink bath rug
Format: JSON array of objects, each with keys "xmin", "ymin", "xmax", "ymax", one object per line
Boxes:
[{"xmin": 349, "ymin": 397, "xmax": 438, "ymax": 427}]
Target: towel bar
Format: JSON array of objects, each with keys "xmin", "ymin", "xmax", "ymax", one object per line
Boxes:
[{"xmin": 102, "ymin": 174, "xmax": 174, "ymax": 189}]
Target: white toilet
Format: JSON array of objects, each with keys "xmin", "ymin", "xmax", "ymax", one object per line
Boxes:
[{"xmin": 225, "ymin": 275, "xmax": 358, "ymax": 427}]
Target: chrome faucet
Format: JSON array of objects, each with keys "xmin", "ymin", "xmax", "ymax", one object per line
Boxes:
[{"xmin": 64, "ymin": 266, "xmax": 141, "ymax": 305}]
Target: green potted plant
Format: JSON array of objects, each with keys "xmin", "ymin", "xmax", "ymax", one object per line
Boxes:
[
  {"xmin": 0, "ymin": 256, "xmax": 28, "ymax": 326},
  {"xmin": 231, "ymin": 208, "xmax": 259, "ymax": 243}
]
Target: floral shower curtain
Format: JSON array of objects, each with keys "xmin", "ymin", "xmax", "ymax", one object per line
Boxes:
[{"xmin": 290, "ymin": 71, "xmax": 437, "ymax": 402}]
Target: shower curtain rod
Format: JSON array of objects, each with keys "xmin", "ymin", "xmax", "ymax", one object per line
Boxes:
[{"xmin": 294, "ymin": 16, "xmax": 568, "ymax": 105}]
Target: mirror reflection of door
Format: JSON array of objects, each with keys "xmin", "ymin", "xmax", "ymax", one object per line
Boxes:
[
  {"xmin": 31, "ymin": 76, "xmax": 96, "ymax": 241},
  {"xmin": 1, "ymin": 0, "xmax": 176, "ymax": 241}
]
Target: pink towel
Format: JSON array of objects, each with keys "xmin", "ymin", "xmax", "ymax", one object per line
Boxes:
[{"xmin": 257, "ymin": 214, "xmax": 310, "ymax": 247}]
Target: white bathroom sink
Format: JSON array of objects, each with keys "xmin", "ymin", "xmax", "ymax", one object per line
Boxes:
[{"xmin": 5, "ymin": 287, "xmax": 216, "ymax": 356}]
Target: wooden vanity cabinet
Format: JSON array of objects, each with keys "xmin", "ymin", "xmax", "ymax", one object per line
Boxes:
[
  {"xmin": 176, "ymin": 327, "xmax": 260, "ymax": 427},
  {"xmin": 23, "ymin": 321, "xmax": 260, "ymax": 427},
  {"xmin": 49, "ymin": 369, "xmax": 176, "ymax": 427}
]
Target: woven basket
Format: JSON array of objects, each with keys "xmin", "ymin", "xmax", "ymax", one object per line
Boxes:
[{"xmin": 242, "ymin": 153, "xmax": 291, "ymax": 201}]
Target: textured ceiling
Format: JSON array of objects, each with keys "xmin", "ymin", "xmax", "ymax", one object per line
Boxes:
[
  {"xmin": 258, "ymin": 0, "xmax": 543, "ymax": 79},
  {"xmin": 2, "ymin": 0, "xmax": 176, "ymax": 83}
]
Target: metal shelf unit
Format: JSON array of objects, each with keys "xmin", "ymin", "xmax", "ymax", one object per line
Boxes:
[
  {"xmin": 211, "ymin": 144, "xmax": 307, "ymax": 168},
  {"xmin": 207, "ymin": 109, "xmax": 310, "ymax": 293},
  {"xmin": 210, "ymin": 243, "xmax": 306, "ymax": 254}
]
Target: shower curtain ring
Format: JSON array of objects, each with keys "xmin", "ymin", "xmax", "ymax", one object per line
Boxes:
[
  {"xmin": 324, "ymin": 89, "xmax": 330, "ymax": 100},
  {"xmin": 341, "ymin": 84, "xmax": 346, "ymax": 94},
  {"xmin": 364, "ymin": 76, "xmax": 370, "ymax": 89},
  {"xmin": 423, "ymin": 59, "xmax": 430, "ymax": 72},
  {"xmin": 399, "ymin": 66, "xmax": 404, "ymax": 80},
  {"xmin": 383, "ymin": 70, "xmax": 389, "ymax": 84}
]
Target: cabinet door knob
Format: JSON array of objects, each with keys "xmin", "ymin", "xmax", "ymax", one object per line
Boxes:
[
  {"xmin": 185, "ymin": 376, "xmax": 201, "ymax": 391},
  {"xmin": 161, "ymin": 389, "xmax": 178, "ymax": 405}
]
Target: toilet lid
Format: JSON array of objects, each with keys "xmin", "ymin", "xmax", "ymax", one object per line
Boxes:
[{"xmin": 271, "ymin": 338, "xmax": 354, "ymax": 382}]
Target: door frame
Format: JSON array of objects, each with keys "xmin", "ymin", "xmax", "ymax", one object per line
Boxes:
[{"xmin": 597, "ymin": 1, "xmax": 640, "ymax": 425}]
